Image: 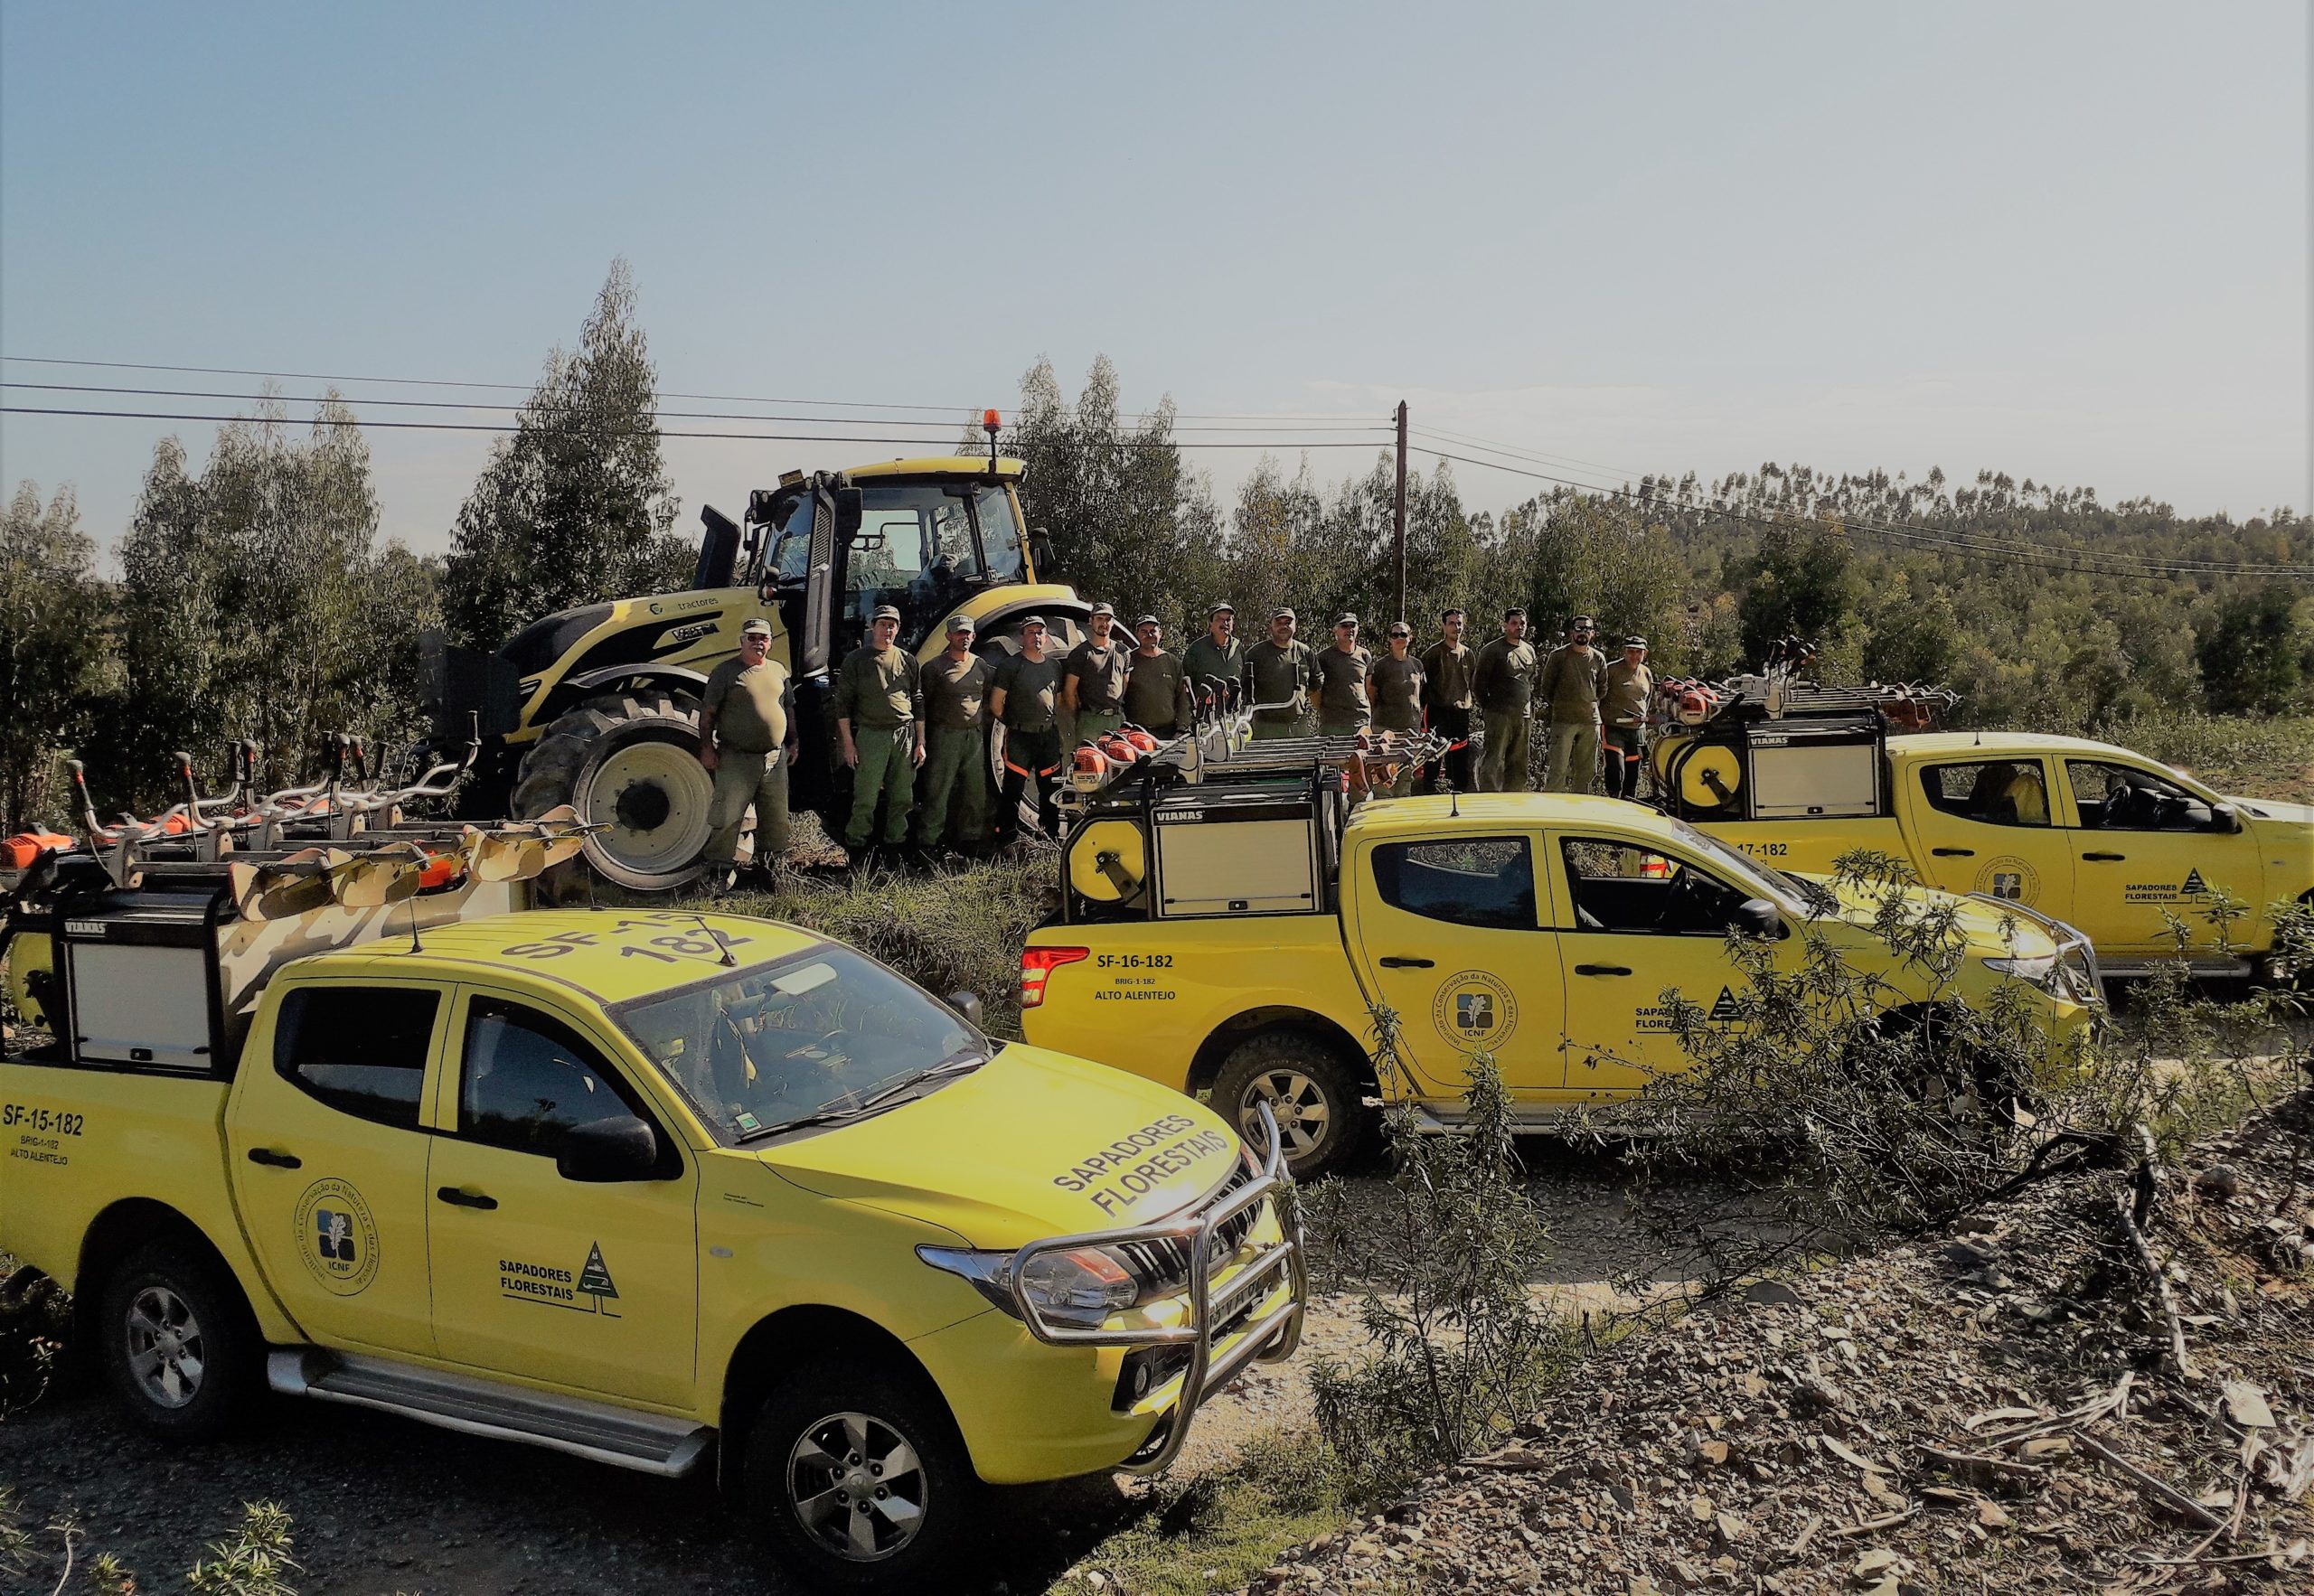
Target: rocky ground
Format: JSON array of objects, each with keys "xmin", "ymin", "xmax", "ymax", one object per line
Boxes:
[{"xmin": 1239, "ymin": 1094, "xmax": 2314, "ymax": 1595}]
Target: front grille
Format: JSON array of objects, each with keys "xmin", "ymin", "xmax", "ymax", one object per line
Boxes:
[{"xmin": 1120, "ymin": 1160, "xmax": 1264, "ymax": 1300}]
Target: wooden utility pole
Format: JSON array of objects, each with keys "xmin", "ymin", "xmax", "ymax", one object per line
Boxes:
[{"xmin": 1392, "ymin": 399, "xmax": 1408, "ymax": 623}]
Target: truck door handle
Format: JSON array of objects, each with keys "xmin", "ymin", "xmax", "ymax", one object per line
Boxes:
[
  {"xmin": 1931, "ymin": 847, "xmax": 1973, "ymax": 858},
  {"xmin": 1378, "ymin": 955, "xmax": 1434, "ymax": 968},
  {"xmin": 436, "ymin": 1187, "xmax": 498, "ymax": 1211},
  {"xmin": 1575, "ymin": 964, "xmax": 1632, "ymax": 977},
  {"xmin": 245, "ymin": 1148, "xmax": 302, "ymax": 1169},
  {"xmin": 2083, "ymin": 852, "xmax": 2126, "ymax": 861}
]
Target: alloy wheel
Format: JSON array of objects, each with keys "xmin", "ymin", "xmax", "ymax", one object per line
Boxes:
[
  {"xmin": 1240, "ymin": 1068, "xmax": 1328, "ymax": 1159},
  {"xmin": 125, "ymin": 1285, "xmax": 204, "ymax": 1409},
  {"xmin": 786, "ymin": 1411, "xmax": 928, "ymax": 1562}
]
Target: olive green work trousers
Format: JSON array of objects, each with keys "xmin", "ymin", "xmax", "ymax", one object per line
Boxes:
[
  {"xmin": 914, "ymin": 726, "xmax": 989, "ymax": 847},
  {"xmin": 844, "ymin": 724, "xmax": 917, "ymax": 849},
  {"xmin": 705, "ymin": 747, "xmax": 793, "ymax": 867}
]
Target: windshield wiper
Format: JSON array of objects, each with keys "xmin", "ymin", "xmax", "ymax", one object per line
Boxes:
[{"xmin": 729, "ymin": 1048, "xmax": 992, "ymax": 1144}]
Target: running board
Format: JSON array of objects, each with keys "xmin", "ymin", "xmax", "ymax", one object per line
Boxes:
[
  {"xmin": 268, "ymin": 1349, "xmax": 712, "ymax": 1478},
  {"xmin": 2098, "ymin": 957, "xmax": 2253, "ymax": 981}
]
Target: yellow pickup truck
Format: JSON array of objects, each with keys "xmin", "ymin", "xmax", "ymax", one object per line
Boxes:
[
  {"xmin": 1, "ymin": 851, "xmax": 1301, "ymax": 1590},
  {"xmin": 1664, "ymin": 729, "xmax": 2314, "ymax": 979},
  {"xmin": 1019, "ymin": 770, "xmax": 2100, "ymax": 1178}
]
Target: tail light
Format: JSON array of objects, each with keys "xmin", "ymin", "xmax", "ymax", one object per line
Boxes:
[{"xmin": 1021, "ymin": 945, "xmax": 1089, "ymax": 1009}]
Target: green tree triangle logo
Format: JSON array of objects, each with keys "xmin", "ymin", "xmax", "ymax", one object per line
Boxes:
[
  {"xmin": 1709, "ymin": 987, "xmax": 1741, "ymax": 1021},
  {"xmin": 578, "ymin": 1242, "xmax": 619, "ymax": 1302},
  {"xmin": 2180, "ymin": 868, "xmax": 2208, "ymax": 895}
]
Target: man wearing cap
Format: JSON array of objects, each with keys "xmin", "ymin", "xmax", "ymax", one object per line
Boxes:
[
  {"xmin": 834, "ymin": 603, "xmax": 925, "ymax": 863},
  {"xmin": 1537, "ymin": 615, "xmax": 1611, "ymax": 794},
  {"xmin": 1180, "ymin": 602, "xmax": 1243, "ymax": 722},
  {"xmin": 1124, "ymin": 615, "xmax": 1190, "ymax": 736},
  {"xmin": 1314, "ymin": 614, "xmax": 1372, "ymax": 737},
  {"xmin": 990, "ymin": 615, "xmax": 1063, "ymax": 846},
  {"xmin": 1473, "ymin": 607, "xmax": 1539, "ymax": 791},
  {"xmin": 1421, "ymin": 607, "xmax": 1476, "ymax": 794},
  {"xmin": 1062, "ymin": 603, "xmax": 1132, "ymax": 747},
  {"xmin": 1368, "ymin": 621, "xmax": 1427, "ymax": 797},
  {"xmin": 699, "ymin": 617, "xmax": 799, "ymax": 887},
  {"xmin": 1243, "ymin": 607, "xmax": 1319, "ymax": 740},
  {"xmin": 915, "ymin": 615, "xmax": 994, "ymax": 856},
  {"xmin": 1601, "ymin": 635, "xmax": 1654, "ymax": 802}
]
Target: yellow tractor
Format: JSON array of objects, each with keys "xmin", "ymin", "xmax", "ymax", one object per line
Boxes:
[{"xmin": 426, "ymin": 446, "xmax": 1086, "ymax": 890}]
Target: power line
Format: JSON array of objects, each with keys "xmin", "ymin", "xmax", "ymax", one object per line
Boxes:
[
  {"xmin": 0, "ymin": 403, "xmax": 1397, "ymax": 451},
  {"xmin": 1411, "ymin": 446, "xmax": 2313, "ymax": 583},
  {"xmin": 0, "ymin": 354, "xmax": 1385, "ymax": 425}
]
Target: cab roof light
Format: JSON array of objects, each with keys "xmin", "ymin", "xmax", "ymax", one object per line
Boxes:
[
  {"xmin": 1020, "ymin": 944, "xmax": 1088, "ymax": 1009},
  {"xmin": 983, "ymin": 408, "xmax": 1002, "ymax": 433}
]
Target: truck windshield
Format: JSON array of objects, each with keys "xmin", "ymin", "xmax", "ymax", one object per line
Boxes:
[
  {"xmin": 614, "ymin": 944, "xmax": 991, "ymax": 1143},
  {"xmin": 1668, "ymin": 818, "xmax": 1811, "ymax": 915}
]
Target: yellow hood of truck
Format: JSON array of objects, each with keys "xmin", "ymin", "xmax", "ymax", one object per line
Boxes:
[
  {"xmin": 760, "ymin": 1044, "xmax": 1246, "ymax": 1248},
  {"xmin": 1795, "ymin": 873, "xmax": 2066, "ymax": 958}
]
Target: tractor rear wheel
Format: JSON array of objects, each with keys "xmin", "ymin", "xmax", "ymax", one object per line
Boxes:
[{"xmin": 511, "ymin": 689, "xmax": 717, "ymax": 892}]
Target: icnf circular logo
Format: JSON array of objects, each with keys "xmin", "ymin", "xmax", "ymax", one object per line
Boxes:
[
  {"xmin": 295, "ymin": 1178, "xmax": 380, "ymax": 1297},
  {"xmin": 1433, "ymin": 971, "xmax": 1518, "ymax": 1054},
  {"xmin": 1975, "ymin": 856, "xmax": 2042, "ymax": 906}
]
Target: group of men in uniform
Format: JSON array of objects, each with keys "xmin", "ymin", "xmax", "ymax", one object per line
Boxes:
[{"xmin": 691, "ymin": 596, "xmax": 1661, "ymax": 886}]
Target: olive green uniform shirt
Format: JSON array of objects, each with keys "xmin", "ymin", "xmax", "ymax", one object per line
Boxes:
[
  {"xmin": 992, "ymin": 651, "xmax": 1061, "ymax": 732},
  {"xmin": 1179, "ymin": 634, "xmax": 1245, "ymax": 698},
  {"xmin": 1063, "ymin": 637, "xmax": 1132, "ymax": 715},
  {"xmin": 833, "ymin": 643, "xmax": 921, "ymax": 730},
  {"xmin": 1124, "ymin": 649, "xmax": 1190, "ymax": 729},
  {"xmin": 1368, "ymin": 652, "xmax": 1426, "ymax": 733},
  {"xmin": 1538, "ymin": 644, "xmax": 1611, "ymax": 723},
  {"xmin": 1603, "ymin": 660, "xmax": 1653, "ymax": 727},
  {"xmin": 1314, "ymin": 644, "xmax": 1373, "ymax": 726},
  {"xmin": 1244, "ymin": 638, "xmax": 1318, "ymax": 718},
  {"xmin": 1472, "ymin": 637, "xmax": 1538, "ymax": 716},
  {"xmin": 921, "ymin": 652, "xmax": 993, "ymax": 730},
  {"xmin": 701, "ymin": 656, "xmax": 793, "ymax": 755},
  {"xmin": 1419, "ymin": 641, "xmax": 1475, "ymax": 712}
]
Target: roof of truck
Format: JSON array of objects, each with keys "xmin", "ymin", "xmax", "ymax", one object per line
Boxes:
[
  {"xmin": 1346, "ymin": 792, "xmax": 1677, "ymax": 834},
  {"xmin": 1887, "ymin": 732, "xmax": 2134, "ymax": 761},
  {"xmin": 848, "ymin": 455, "xmax": 1025, "ymax": 482},
  {"xmin": 285, "ymin": 908, "xmax": 827, "ymax": 1007}
]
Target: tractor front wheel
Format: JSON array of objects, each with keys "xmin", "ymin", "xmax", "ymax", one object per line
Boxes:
[{"xmin": 511, "ymin": 690, "xmax": 717, "ymax": 892}]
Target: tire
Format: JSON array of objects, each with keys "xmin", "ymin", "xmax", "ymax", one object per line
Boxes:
[
  {"xmin": 98, "ymin": 1241, "xmax": 259, "ymax": 1440},
  {"xmin": 511, "ymin": 690, "xmax": 715, "ymax": 893},
  {"xmin": 1211, "ymin": 1029, "xmax": 1370, "ymax": 1181},
  {"xmin": 743, "ymin": 1354, "xmax": 976, "ymax": 1592}
]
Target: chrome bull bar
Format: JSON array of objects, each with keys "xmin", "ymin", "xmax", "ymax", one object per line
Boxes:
[{"xmin": 1005, "ymin": 1103, "xmax": 1307, "ymax": 1477}]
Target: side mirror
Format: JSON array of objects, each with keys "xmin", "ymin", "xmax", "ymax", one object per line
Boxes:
[
  {"xmin": 944, "ymin": 990, "xmax": 985, "ymax": 1028},
  {"xmin": 1735, "ymin": 897, "xmax": 1783, "ymax": 938},
  {"xmin": 834, "ymin": 486, "xmax": 864, "ymax": 544},
  {"xmin": 2209, "ymin": 803, "xmax": 2243, "ymax": 834},
  {"xmin": 1030, "ymin": 529, "xmax": 1057, "ymax": 574},
  {"xmin": 557, "ymin": 1116, "xmax": 660, "ymax": 1183}
]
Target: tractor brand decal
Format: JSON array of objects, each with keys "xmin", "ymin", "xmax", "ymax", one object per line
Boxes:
[
  {"xmin": 1051, "ymin": 1111, "xmax": 1230, "ymax": 1217},
  {"xmin": 500, "ymin": 1242, "xmax": 622, "ymax": 1315},
  {"xmin": 655, "ymin": 620, "xmax": 717, "ymax": 651},
  {"xmin": 1976, "ymin": 856, "xmax": 2041, "ymax": 905},
  {"xmin": 1433, "ymin": 972, "xmax": 1518, "ymax": 1054},
  {"xmin": 295, "ymin": 1178, "xmax": 381, "ymax": 1297},
  {"xmin": 2123, "ymin": 870, "xmax": 2211, "ymax": 906}
]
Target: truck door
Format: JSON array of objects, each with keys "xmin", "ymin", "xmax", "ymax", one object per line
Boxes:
[
  {"xmin": 225, "ymin": 981, "xmax": 449, "ymax": 1358},
  {"xmin": 1342, "ymin": 832, "xmax": 1565, "ymax": 1098},
  {"xmin": 424, "ymin": 989, "xmax": 700, "ymax": 1408},
  {"xmin": 2059, "ymin": 758, "xmax": 2266, "ymax": 956},
  {"xmin": 1902, "ymin": 757, "xmax": 2075, "ymax": 924},
  {"xmin": 1547, "ymin": 834, "xmax": 1781, "ymax": 1095}
]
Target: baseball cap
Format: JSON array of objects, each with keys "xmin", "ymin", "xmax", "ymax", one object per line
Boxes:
[
  {"xmin": 1333, "ymin": 613, "xmax": 1359, "ymax": 628},
  {"xmin": 1135, "ymin": 614, "xmax": 1162, "ymax": 628},
  {"xmin": 1272, "ymin": 606, "xmax": 1296, "ymax": 621},
  {"xmin": 1624, "ymin": 634, "xmax": 1649, "ymax": 649},
  {"xmin": 871, "ymin": 604, "xmax": 902, "ymax": 622},
  {"xmin": 739, "ymin": 617, "xmax": 773, "ymax": 638},
  {"xmin": 946, "ymin": 614, "xmax": 977, "ymax": 634},
  {"xmin": 1089, "ymin": 601, "xmax": 1115, "ymax": 618},
  {"xmin": 1019, "ymin": 614, "xmax": 1048, "ymax": 629},
  {"xmin": 1208, "ymin": 600, "xmax": 1236, "ymax": 616}
]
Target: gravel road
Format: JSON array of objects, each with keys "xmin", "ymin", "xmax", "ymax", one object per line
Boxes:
[{"xmin": 0, "ymin": 1152, "xmax": 1696, "ymax": 1594}]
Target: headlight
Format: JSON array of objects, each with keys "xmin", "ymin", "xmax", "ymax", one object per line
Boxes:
[
  {"xmin": 1984, "ymin": 953, "xmax": 2057, "ymax": 988},
  {"xmin": 917, "ymin": 1244, "xmax": 1143, "ymax": 1328}
]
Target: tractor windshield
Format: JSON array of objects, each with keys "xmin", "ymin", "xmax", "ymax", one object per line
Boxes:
[{"xmin": 841, "ymin": 482, "xmax": 1024, "ymax": 652}]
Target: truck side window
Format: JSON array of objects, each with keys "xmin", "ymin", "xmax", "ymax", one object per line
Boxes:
[
  {"xmin": 274, "ymin": 987, "xmax": 440, "ymax": 1131},
  {"xmin": 1371, "ymin": 838, "xmax": 1537, "ymax": 930},
  {"xmin": 1560, "ymin": 840, "xmax": 1747, "ymax": 935},
  {"xmin": 1921, "ymin": 761, "xmax": 2049, "ymax": 827},
  {"xmin": 459, "ymin": 999, "xmax": 654, "ymax": 1161},
  {"xmin": 2065, "ymin": 760, "xmax": 2212, "ymax": 832}
]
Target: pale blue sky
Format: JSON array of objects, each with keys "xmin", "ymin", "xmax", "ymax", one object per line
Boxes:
[{"xmin": 3, "ymin": 1, "xmax": 2307, "ymax": 558}]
